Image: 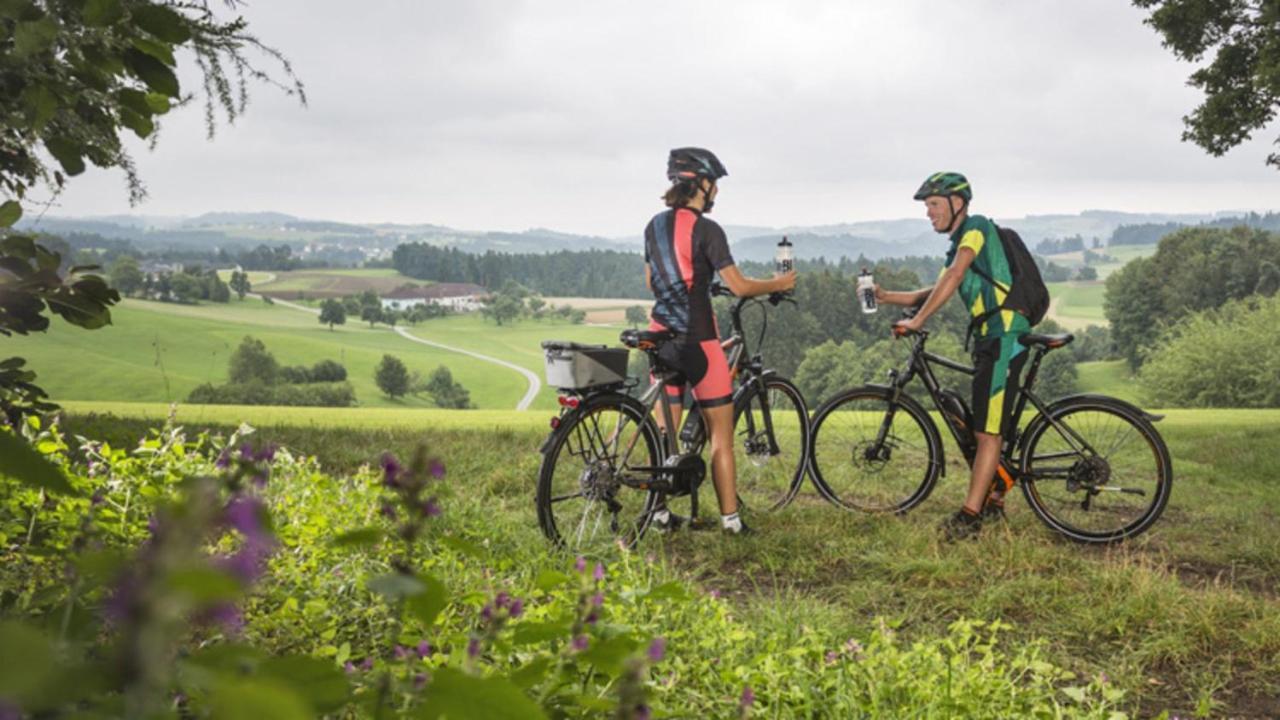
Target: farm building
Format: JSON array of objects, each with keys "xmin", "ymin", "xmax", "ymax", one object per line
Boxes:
[{"xmin": 380, "ymin": 283, "xmax": 488, "ymax": 313}]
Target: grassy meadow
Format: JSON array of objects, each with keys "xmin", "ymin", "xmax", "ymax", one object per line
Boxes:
[
  {"xmin": 53, "ymin": 405, "xmax": 1280, "ymax": 717},
  {"xmin": 250, "ymin": 268, "xmax": 425, "ymax": 299}
]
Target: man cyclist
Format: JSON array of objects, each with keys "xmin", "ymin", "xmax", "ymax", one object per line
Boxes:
[
  {"xmin": 875, "ymin": 172, "xmax": 1030, "ymax": 540},
  {"xmin": 644, "ymin": 147, "xmax": 796, "ymax": 535}
]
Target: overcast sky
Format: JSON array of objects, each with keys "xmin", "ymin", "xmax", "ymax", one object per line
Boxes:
[{"xmin": 45, "ymin": 0, "xmax": 1280, "ymax": 237}]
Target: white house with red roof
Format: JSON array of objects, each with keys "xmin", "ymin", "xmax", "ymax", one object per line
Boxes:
[{"xmin": 380, "ymin": 283, "xmax": 488, "ymax": 313}]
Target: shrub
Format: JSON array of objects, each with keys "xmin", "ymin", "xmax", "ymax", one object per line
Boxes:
[
  {"xmin": 376, "ymin": 354, "xmax": 411, "ymax": 398},
  {"xmin": 187, "ymin": 381, "xmax": 356, "ymax": 407},
  {"xmin": 228, "ymin": 336, "xmax": 278, "ymax": 385}
]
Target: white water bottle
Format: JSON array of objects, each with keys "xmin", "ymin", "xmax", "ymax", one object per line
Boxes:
[
  {"xmin": 775, "ymin": 236, "xmax": 794, "ymax": 274},
  {"xmin": 857, "ymin": 268, "xmax": 877, "ymax": 314}
]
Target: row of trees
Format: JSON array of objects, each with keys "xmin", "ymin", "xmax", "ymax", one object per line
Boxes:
[
  {"xmin": 108, "ymin": 257, "xmax": 233, "ymax": 304},
  {"xmin": 187, "ymin": 337, "xmax": 356, "ymax": 407},
  {"xmin": 480, "ymin": 282, "xmax": 586, "ymax": 326},
  {"xmin": 316, "ymin": 293, "xmax": 455, "ymax": 331},
  {"xmin": 1104, "ymin": 226, "xmax": 1280, "ymax": 368},
  {"xmin": 392, "ymin": 244, "xmax": 651, "ymax": 298},
  {"xmin": 374, "ymin": 355, "xmax": 473, "ymax": 408}
]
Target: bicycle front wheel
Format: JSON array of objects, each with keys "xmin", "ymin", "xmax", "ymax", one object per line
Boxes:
[
  {"xmin": 536, "ymin": 393, "xmax": 662, "ymax": 553},
  {"xmin": 1019, "ymin": 396, "xmax": 1172, "ymax": 543},
  {"xmin": 808, "ymin": 386, "xmax": 943, "ymax": 512},
  {"xmin": 732, "ymin": 375, "xmax": 811, "ymax": 512}
]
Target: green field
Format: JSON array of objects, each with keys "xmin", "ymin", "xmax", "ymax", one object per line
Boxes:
[
  {"xmin": 1046, "ymin": 281, "xmax": 1109, "ymax": 329},
  {"xmin": 49, "ymin": 406, "xmax": 1280, "ymax": 716},
  {"xmin": 252, "ymin": 268, "xmax": 424, "ymax": 298},
  {"xmin": 1076, "ymin": 360, "xmax": 1144, "ymax": 404}
]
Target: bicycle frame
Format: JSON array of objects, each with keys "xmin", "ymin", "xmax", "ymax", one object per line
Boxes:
[{"xmin": 882, "ymin": 330, "xmax": 1102, "ymax": 479}]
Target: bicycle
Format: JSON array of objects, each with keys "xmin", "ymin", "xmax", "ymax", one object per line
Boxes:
[
  {"xmin": 535, "ymin": 287, "xmax": 814, "ymax": 552},
  {"xmin": 807, "ymin": 308, "xmax": 1173, "ymax": 543}
]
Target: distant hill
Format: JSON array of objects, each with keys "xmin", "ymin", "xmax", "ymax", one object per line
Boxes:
[{"xmin": 17, "ymin": 208, "xmax": 1276, "ymax": 260}]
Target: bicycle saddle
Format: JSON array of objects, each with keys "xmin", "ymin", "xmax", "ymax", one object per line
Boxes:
[
  {"xmin": 1019, "ymin": 333, "xmax": 1075, "ymax": 349},
  {"xmin": 620, "ymin": 328, "xmax": 675, "ymax": 350}
]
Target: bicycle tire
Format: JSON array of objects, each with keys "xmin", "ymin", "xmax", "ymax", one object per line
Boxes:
[
  {"xmin": 731, "ymin": 375, "xmax": 812, "ymax": 512},
  {"xmin": 808, "ymin": 385, "xmax": 944, "ymax": 513},
  {"xmin": 536, "ymin": 392, "xmax": 663, "ymax": 552},
  {"xmin": 1018, "ymin": 395, "xmax": 1173, "ymax": 543}
]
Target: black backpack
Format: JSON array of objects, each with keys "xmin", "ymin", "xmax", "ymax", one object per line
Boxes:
[{"xmin": 965, "ymin": 224, "xmax": 1050, "ymax": 336}]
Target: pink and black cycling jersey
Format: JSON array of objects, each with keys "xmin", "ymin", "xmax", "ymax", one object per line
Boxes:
[{"xmin": 643, "ymin": 208, "xmax": 735, "ymax": 342}]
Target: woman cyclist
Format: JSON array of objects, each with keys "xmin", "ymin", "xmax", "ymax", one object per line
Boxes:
[{"xmin": 644, "ymin": 147, "xmax": 796, "ymax": 534}]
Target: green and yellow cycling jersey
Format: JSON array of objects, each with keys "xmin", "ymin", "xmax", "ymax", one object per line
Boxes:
[{"xmin": 939, "ymin": 214, "xmax": 1031, "ymax": 339}]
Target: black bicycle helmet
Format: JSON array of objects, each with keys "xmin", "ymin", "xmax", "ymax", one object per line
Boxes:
[{"xmin": 667, "ymin": 147, "xmax": 728, "ymax": 182}]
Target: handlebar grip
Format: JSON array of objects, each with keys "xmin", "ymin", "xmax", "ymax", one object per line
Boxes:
[{"xmin": 891, "ymin": 323, "xmax": 914, "ymax": 338}]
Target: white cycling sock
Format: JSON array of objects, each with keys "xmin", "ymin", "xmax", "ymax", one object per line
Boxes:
[
  {"xmin": 721, "ymin": 512, "xmax": 742, "ymax": 532},
  {"xmin": 653, "ymin": 509, "xmax": 671, "ymax": 523}
]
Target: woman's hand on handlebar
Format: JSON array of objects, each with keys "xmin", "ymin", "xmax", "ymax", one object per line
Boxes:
[
  {"xmin": 772, "ymin": 270, "xmax": 797, "ymax": 294},
  {"xmin": 892, "ymin": 315, "xmax": 924, "ymax": 338}
]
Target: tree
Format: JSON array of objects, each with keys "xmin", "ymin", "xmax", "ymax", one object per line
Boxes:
[
  {"xmin": 319, "ymin": 298, "xmax": 346, "ymax": 330},
  {"xmin": 1134, "ymin": 0, "xmax": 1280, "ymax": 170},
  {"xmin": 228, "ymin": 336, "xmax": 278, "ymax": 385},
  {"xmin": 527, "ymin": 296, "xmax": 546, "ymax": 318},
  {"xmin": 1256, "ymin": 261, "xmax": 1280, "ymax": 297},
  {"xmin": 1076, "ymin": 265, "xmax": 1098, "ymax": 281},
  {"xmin": 375, "ymin": 354, "xmax": 410, "ymax": 398},
  {"xmin": 228, "ymin": 271, "xmax": 251, "ymax": 299},
  {"xmin": 361, "ymin": 304, "xmax": 383, "ymax": 327},
  {"xmin": 625, "ymin": 305, "xmax": 648, "ymax": 328},
  {"xmin": 422, "ymin": 365, "xmax": 472, "ymax": 409},
  {"xmin": 109, "ymin": 256, "xmax": 145, "ymax": 297},
  {"xmin": 169, "ymin": 273, "xmax": 202, "ymax": 304}
]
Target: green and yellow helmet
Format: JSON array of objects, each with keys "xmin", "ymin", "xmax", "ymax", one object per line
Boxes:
[{"xmin": 913, "ymin": 172, "xmax": 972, "ymax": 202}]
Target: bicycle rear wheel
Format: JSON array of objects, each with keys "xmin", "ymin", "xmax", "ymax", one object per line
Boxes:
[
  {"xmin": 1019, "ymin": 396, "xmax": 1172, "ymax": 543},
  {"xmin": 732, "ymin": 375, "xmax": 811, "ymax": 512},
  {"xmin": 536, "ymin": 393, "xmax": 662, "ymax": 553},
  {"xmin": 808, "ymin": 386, "xmax": 943, "ymax": 512}
]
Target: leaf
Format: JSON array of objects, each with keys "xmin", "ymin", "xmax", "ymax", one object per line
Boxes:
[
  {"xmin": 439, "ymin": 534, "xmax": 484, "ymax": 559},
  {"xmin": 416, "ymin": 668, "xmax": 546, "ymax": 720},
  {"xmin": 508, "ymin": 657, "xmax": 552, "ymax": 690},
  {"xmin": 404, "ymin": 573, "xmax": 448, "ymax": 626},
  {"xmin": 124, "ymin": 48, "xmax": 180, "ymax": 97},
  {"xmin": 144, "ymin": 92, "xmax": 171, "ymax": 113},
  {"xmin": 331, "ymin": 527, "xmax": 383, "ymax": 548},
  {"xmin": 367, "ymin": 572, "xmax": 425, "ymax": 601},
  {"xmin": 167, "ymin": 567, "xmax": 242, "ymax": 603},
  {"xmin": 44, "ymin": 136, "xmax": 86, "ymax": 176},
  {"xmin": 0, "ymin": 622, "xmax": 56, "ymax": 704},
  {"xmin": 210, "ymin": 678, "xmax": 312, "ymax": 720},
  {"xmin": 13, "ymin": 17, "xmax": 57, "ymax": 57},
  {"xmin": 82, "ymin": 0, "xmax": 122, "ymax": 26},
  {"xmin": 130, "ymin": 35, "xmax": 175, "ymax": 66},
  {"xmin": 534, "ymin": 570, "xmax": 570, "ymax": 591},
  {"xmin": 131, "ymin": 3, "xmax": 191, "ymax": 43},
  {"xmin": 0, "ymin": 200, "xmax": 21, "ymax": 228},
  {"xmin": 642, "ymin": 581, "xmax": 691, "ymax": 602},
  {"xmin": 120, "ymin": 107, "xmax": 155, "ymax": 139},
  {"xmin": 511, "ymin": 621, "xmax": 569, "ymax": 647},
  {"xmin": 258, "ymin": 656, "xmax": 349, "ymax": 713},
  {"xmin": 0, "ymin": 430, "xmax": 75, "ymax": 495},
  {"xmin": 579, "ymin": 634, "xmax": 639, "ymax": 676},
  {"xmin": 21, "ymin": 85, "xmax": 57, "ymax": 130}
]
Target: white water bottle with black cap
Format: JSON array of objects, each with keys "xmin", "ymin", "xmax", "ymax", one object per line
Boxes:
[
  {"xmin": 775, "ymin": 236, "xmax": 794, "ymax": 275},
  {"xmin": 857, "ymin": 268, "xmax": 877, "ymax": 314}
]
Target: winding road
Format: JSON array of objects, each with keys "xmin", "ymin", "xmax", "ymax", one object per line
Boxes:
[{"xmin": 248, "ymin": 284, "xmax": 542, "ymax": 411}]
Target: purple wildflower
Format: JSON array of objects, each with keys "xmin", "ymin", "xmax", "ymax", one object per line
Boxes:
[
  {"xmin": 90, "ymin": 489, "xmax": 106, "ymax": 507},
  {"xmin": 416, "ymin": 640, "xmax": 433, "ymax": 659},
  {"xmin": 215, "ymin": 449, "xmax": 231, "ymax": 468},
  {"xmin": 481, "ymin": 604, "xmax": 494, "ymax": 622},
  {"xmin": 202, "ymin": 603, "xmax": 245, "ymax": 635},
  {"xmin": 430, "ymin": 460, "xmax": 446, "ymax": 479},
  {"xmin": 223, "ymin": 497, "xmax": 268, "ymax": 544},
  {"xmin": 467, "ymin": 637, "xmax": 482, "ymax": 659},
  {"xmin": 380, "ymin": 453, "xmax": 402, "ymax": 488},
  {"xmin": 414, "ymin": 673, "xmax": 428, "ymax": 690},
  {"xmin": 256, "ymin": 444, "xmax": 277, "ymax": 463},
  {"xmin": 647, "ymin": 637, "xmax": 666, "ymax": 663},
  {"xmin": 508, "ymin": 598, "xmax": 524, "ymax": 619},
  {"xmin": 344, "ymin": 661, "xmax": 356, "ymax": 674},
  {"xmin": 0, "ymin": 702, "xmax": 19, "ymax": 720},
  {"xmin": 571, "ymin": 634, "xmax": 589, "ymax": 652},
  {"xmin": 239, "ymin": 442, "xmax": 254, "ymax": 461},
  {"xmin": 252, "ymin": 473, "xmax": 268, "ymax": 488},
  {"xmin": 574, "ymin": 556, "xmax": 587, "ymax": 574},
  {"xmin": 635, "ymin": 705, "xmax": 651, "ymax": 720},
  {"xmin": 219, "ymin": 548, "xmax": 264, "ymax": 584},
  {"xmin": 709, "ymin": 589, "xmax": 722, "ymax": 600},
  {"xmin": 359, "ymin": 657, "xmax": 374, "ymax": 671},
  {"xmin": 593, "ymin": 563, "xmax": 605, "ymax": 582},
  {"xmin": 825, "ymin": 651, "xmax": 839, "ymax": 664},
  {"xmin": 394, "ymin": 645, "xmax": 410, "ymax": 660},
  {"xmin": 740, "ymin": 685, "xmax": 755, "ymax": 709},
  {"xmin": 420, "ymin": 498, "xmax": 442, "ymax": 517},
  {"xmin": 494, "ymin": 591, "xmax": 510, "ymax": 609},
  {"xmin": 842, "ymin": 638, "xmax": 864, "ymax": 656},
  {"xmin": 585, "ymin": 610, "xmax": 599, "ymax": 625},
  {"xmin": 591, "ymin": 592, "xmax": 604, "ymax": 607},
  {"xmin": 379, "ymin": 502, "xmax": 397, "ymax": 520}
]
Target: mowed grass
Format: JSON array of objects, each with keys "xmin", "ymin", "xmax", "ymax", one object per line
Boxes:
[
  {"xmin": 6, "ymin": 299, "xmax": 531, "ymax": 409},
  {"xmin": 1077, "ymin": 360, "xmax": 1145, "ymax": 404},
  {"xmin": 1046, "ymin": 281, "xmax": 1109, "ymax": 329},
  {"xmin": 253, "ymin": 268, "xmax": 425, "ymax": 298},
  {"xmin": 58, "ymin": 406, "xmax": 1280, "ymax": 717}
]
